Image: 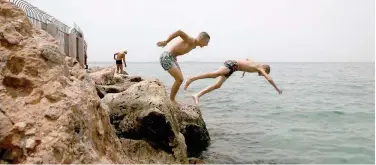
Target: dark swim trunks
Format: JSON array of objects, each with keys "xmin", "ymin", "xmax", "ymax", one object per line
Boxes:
[
  {"xmin": 116, "ymin": 60, "xmax": 122, "ymax": 65},
  {"xmin": 224, "ymin": 60, "xmax": 238, "ymax": 78}
]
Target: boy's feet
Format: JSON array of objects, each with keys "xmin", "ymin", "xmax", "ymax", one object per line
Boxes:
[
  {"xmin": 170, "ymin": 100, "xmax": 180, "ymax": 108},
  {"xmin": 192, "ymin": 94, "xmax": 199, "ymax": 105},
  {"xmin": 184, "ymin": 77, "xmax": 193, "ymax": 91}
]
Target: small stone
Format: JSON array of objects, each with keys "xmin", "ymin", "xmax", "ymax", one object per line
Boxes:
[
  {"xmin": 40, "ymin": 44, "xmax": 64, "ymax": 64},
  {"xmin": 14, "ymin": 122, "xmax": 26, "ymax": 132},
  {"xmin": 25, "ymin": 89, "xmax": 43, "ymax": 104},
  {"xmin": 25, "ymin": 128, "xmax": 36, "ymax": 136},
  {"xmin": 44, "ymin": 106, "xmax": 62, "ymax": 120},
  {"xmin": 25, "ymin": 138, "xmax": 36, "ymax": 149},
  {"xmin": 43, "ymin": 81, "xmax": 66, "ymax": 101},
  {"xmin": 97, "ymin": 121, "xmax": 104, "ymax": 136}
]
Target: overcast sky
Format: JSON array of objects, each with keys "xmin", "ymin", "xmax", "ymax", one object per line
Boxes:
[{"xmin": 25, "ymin": 0, "xmax": 374, "ymax": 62}]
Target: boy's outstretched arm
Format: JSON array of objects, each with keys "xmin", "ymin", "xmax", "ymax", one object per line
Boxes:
[
  {"xmin": 258, "ymin": 69, "xmax": 282, "ymax": 94},
  {"xmin": 157, "ymin": 30, "xmax": 191, "ymax": 47}
]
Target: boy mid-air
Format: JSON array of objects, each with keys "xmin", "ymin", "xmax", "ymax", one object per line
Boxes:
[
  {"xmin": 184, "ymin": 57, "xmax": 283, "ymax": 105},
  {"xmin": 114, "ymin": 50, "xmax": 127, "ymax": 74},
  {"xmin": 157, "ymin": 30, "xmax": 210, "ymax": 106}
]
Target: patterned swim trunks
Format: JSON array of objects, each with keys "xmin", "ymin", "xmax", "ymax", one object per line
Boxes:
[
  {"xmin": 160, "ymin": 51, "xmax": 179, "ymax": 71},
  {"xmin": 223, "ymin": 60, "xmax": 238, "ymax": 78}
]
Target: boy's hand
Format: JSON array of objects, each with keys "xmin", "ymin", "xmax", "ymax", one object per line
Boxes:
[{"xmin": 157, "ymin": 41, "xmax": 167, "ymax": 47}]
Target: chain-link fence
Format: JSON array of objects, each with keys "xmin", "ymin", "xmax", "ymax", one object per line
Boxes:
[{"xmin": 8, "ymin": 0, "xmax": 88, "ymax": 68}]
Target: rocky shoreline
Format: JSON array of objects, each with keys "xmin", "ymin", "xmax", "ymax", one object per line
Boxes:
[{"xmin": 0, "ymin": 0, "xmax": 210, "ymax": 163}]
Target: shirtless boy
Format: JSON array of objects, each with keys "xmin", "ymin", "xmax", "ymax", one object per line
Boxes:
[
  {"xmin": 184, "ymin": 57, "xmax": 283, "ymax": 105},
  {"xmin": 157, "ymin": 30, "xmax": 210, "ymax": 106},
  {"xmin": 114, "ymin": 50, "xmax": 127, "ymax": 74}
]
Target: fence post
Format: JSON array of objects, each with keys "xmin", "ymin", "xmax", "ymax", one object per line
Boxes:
[
  {"xmin": 78, "ymin": 37, "xmax": 85, "ymax": 67},
  {"xmin": 68, "ymin": 33, "xmax": 77, "ymax": 59}
]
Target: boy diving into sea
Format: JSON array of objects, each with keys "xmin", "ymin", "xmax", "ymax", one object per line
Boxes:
[
  {"xmin": 184, "ymin": 57, "xmax": 283, "ymax": 105},
  {"xmin": 157, "ymin": 30, "xmax": 210, "ymax": 107}
]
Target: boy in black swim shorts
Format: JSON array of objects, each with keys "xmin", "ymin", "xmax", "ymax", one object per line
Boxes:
[
  {"xmin": 184, "ymin": 57, "xmax": 283, "ymax": 105},
  {"xmin": 114, "ymin": 50, "xmax": 127, "ymax": 74}
]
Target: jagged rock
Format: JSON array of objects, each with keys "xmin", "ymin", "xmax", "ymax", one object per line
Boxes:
[
  {"xmin": 0, "ymin": 1, "xmax": 133, "ymax": 163},
  {"xmin": 103, "ymin": 80, "xmax": 188, "ymax": 163},
  {"xmin": 0, "ymin": 1, "xmax": 210, "ymax": 163},
  {"xmin": 44, "ymin": 105, "xmax": 63, "ymax": 120},
  {"xmin": 40, "ymin": 44, "xmax": 64, "ymax": 64},
  {"xmin": 94, "ymin": 73, "xmax": 143, "ymax": 99},
  {"xmin": 25, "ymin": 88, "xmax": 43, "ymax": 104},
  {"xmin": 89, "ymin": 67, "xmax": 116, "ymax": 85},
  {"xmin": 177, "ymin": 104, "xmax": 210, "ymax": 157},
  {"xmin": 0, "ymin": 111, "xmax": 13, "ymax": 148},
  {"xmin": 42, "ymin": 81, "xmax": 66, "ymax": 101},
  {"xmin": 25, "ymin": 138, "xmax": 41, "ymax": 149},
  {"xmin": 120, "ymin": 137, "xmax": 187, "ymax": 164},
  {"xmin": 13, "ymin": 122, "xmax": 26, "ymax": 132},
  {"xmin": 86, "ymin": 66, "xmax": 105, "ymax": 73}
]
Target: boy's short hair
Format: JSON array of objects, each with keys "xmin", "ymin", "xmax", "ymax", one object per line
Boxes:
[
  {"xmin": 264, "ymin": 65, "xmax": 271, "ymax": 74},
  {"xmin": 199, "ymin": 32, "xmax": 210, "ymax": 39}
]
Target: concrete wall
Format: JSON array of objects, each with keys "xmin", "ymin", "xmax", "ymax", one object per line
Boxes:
[
  {"xmin": 46, "ymin": 23, "xmax": 58, "ymax": 38},
  {"xmin": 68, "ymin": 33, "xmax": 77, "ymax": 59},
  {"xmin": 78, "ymin": 37, "xmax": 85, "ymax": 67}
]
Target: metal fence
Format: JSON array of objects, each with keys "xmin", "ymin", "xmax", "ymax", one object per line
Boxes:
[{"xmin": 8, "ymin": 0, "xmax": 87, "ymax": 68}]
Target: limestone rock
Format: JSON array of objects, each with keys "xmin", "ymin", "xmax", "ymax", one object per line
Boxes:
[
  {"xmin": 88, "ymin": 67, "xmax": 115, "ymax": 85},
  {"xmin": 87, "ymin": 66, "xmax": 105, "ymax": 73},
  {"xmin": 177, "ymin": 104, "xmax": 210, "ymax": 157},
  {"xmin": 0, "ymin": 1, "xmax": 210, "ymax": 163},
  {"xmin": 42, "ymin": 81, "xmax": 66, "ymax": 101},
  {"xmin": 0, "ymin": 111, "xmax": 13, "ymax": 148},
  {"xmin": 40, "ymin": 44, "xmax": 64, "ymax": 64},
  {"xmin": 0, "ymin": 1, "xmax": 132, "ymax": 163},
  {"xmin": 103, "ymin": 80, "xmax": 188, "ymax": 163}
]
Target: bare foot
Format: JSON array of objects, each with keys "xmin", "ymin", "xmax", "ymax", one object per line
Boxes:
[
  {"xmin": 192, "ymin": 94, "xmax": 199, "ymax": 105},
  {"xmin": 170, "ymin": 100, "xmax": 180, "ymax": 108},
  {"xmin": 184, "ymin": 77, "xmax": 193, "ymax": 91}
]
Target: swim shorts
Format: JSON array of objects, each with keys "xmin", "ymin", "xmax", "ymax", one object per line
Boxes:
[
  {"xmin": 160, "ymin": 51, "xmax": 179, "ymax": 71},
  {"xmin": 116, "ymin": 60, "xmax": 122, "ymax": 65},
  {"xmin": 224, "ymin": 60, "xmax": 238, "ymax": 77}
]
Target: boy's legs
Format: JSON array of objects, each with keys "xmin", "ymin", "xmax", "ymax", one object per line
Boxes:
[
  {"xmin": 160, "ymin": 51, "xmax": 183, "ymax": 106},
  {"xmin": 120, "ymin": 64, "xmax": 124, "ymax": 74},
  {"xmin": 116, "ymin": 64, "xmax": 120, "ymax": 73},
  {"xmin": 184, "ymin": 66, "xmax": 230, "ymax": 90},
  {"xmin": 167, "ymin": 66, "xmax": 184, "ymax": 106},
  {"xmin": 192, "ymin": 75, "xmax": 227, "ymax": 105}
]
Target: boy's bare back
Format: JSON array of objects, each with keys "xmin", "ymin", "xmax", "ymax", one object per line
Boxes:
[
  {"xmin": 168, "ymin": 39, "xmax": 197, "ymax": 56},
  {"xmin": 157, "ymin": 30, "xmax": 210, "ymax": 57}
]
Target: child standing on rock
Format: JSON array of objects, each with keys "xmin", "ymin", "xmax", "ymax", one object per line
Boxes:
[
  {"xmin": 157, "ymin": 30, "xmax": 210, "ymax": 107},
  {"xmin": 114, "ymin": 50, "xmax": 127, "ymax": 74}
]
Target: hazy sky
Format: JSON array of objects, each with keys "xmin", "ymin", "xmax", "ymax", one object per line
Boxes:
[{"xmin": 25, "ymin": 0, "xmax": 374, "ymax": 62}]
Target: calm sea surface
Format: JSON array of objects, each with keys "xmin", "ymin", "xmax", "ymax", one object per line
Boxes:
[{"xmin": 90, "ymin": 62, "xmax": 375, "ymax": 164}]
